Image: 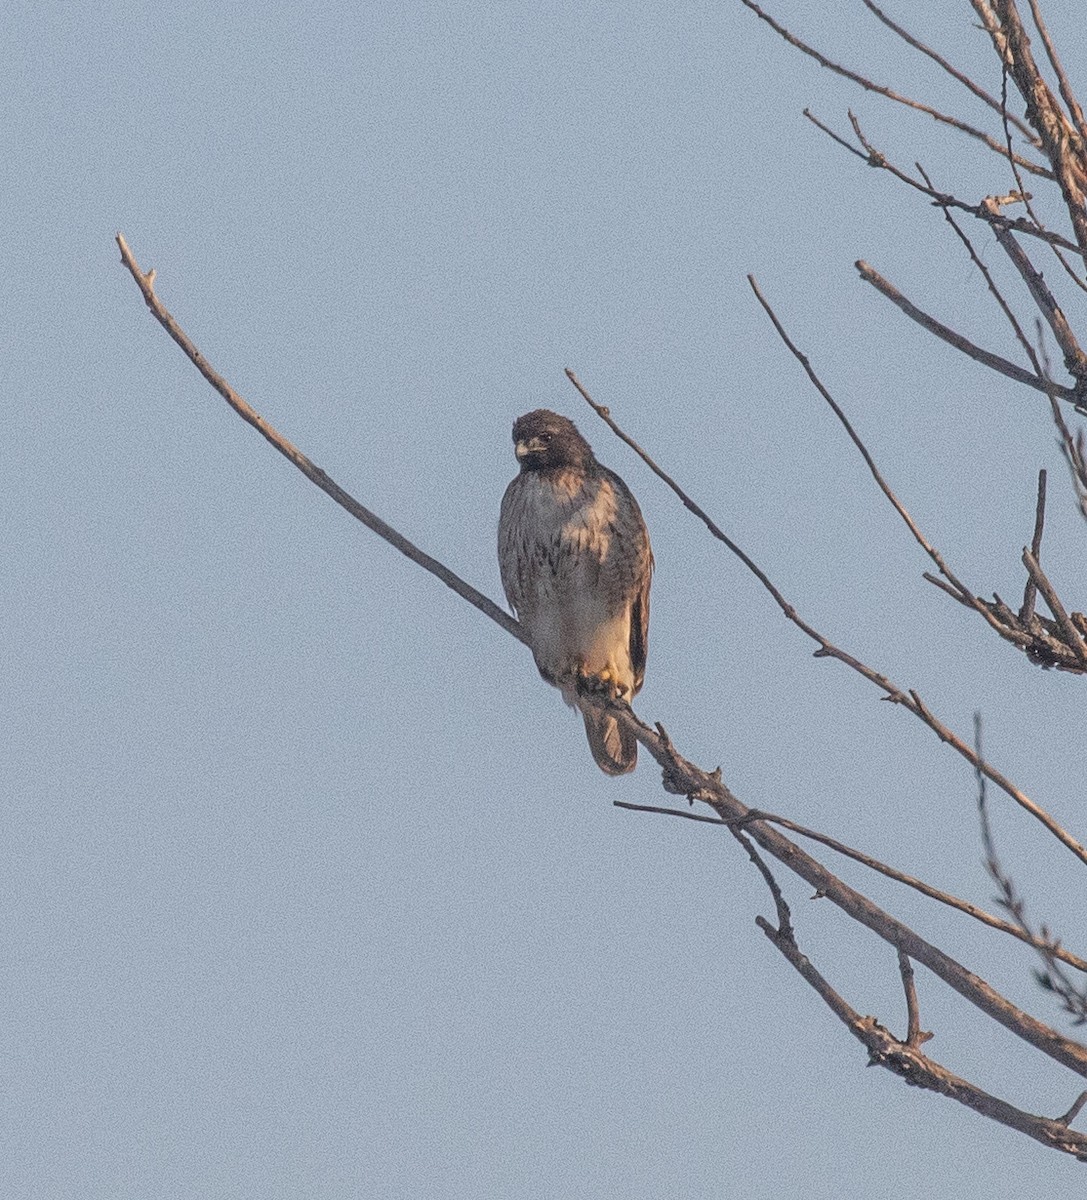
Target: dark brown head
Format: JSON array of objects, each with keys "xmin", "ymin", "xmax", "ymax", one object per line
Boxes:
[{"xmin": 511, "ymin": 409, "xmax": 594, "ymax": 473}]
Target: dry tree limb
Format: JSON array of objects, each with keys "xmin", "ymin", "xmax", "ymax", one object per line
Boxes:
[
  {"xmin": 855, "ymin": 260, "xmax": 1078, "ymax": 403},
  {"xmin": 1022, "ymin": 549, "xmax": 1087, "ymax": 669},
  {"xmin": 897, "ymin": 950, "xmax": 933, "ymax": 1048},
  {"xmin": 602, "ymin": 704, "xmax": 1087, "ymax": 1080},
  {"xmin": 746, "ymin": 275, "xmax": 983, "ymax": 613},
  {"xmin": 757, "ymin": 913, "xmax": 1087, "ymax": 1159},
  {"xmin": 982, "ymin": 200, "xmax": 1087, "ymax": 392},
  {"xmin": 751, "ymin": 270, "xmax": 1087, "ymax": 673},
  {"xmin": 917, "ymin": 168, "xmax": 1037, "ymax": 362},
  {"xmin": 1020, "ymin": 468, "xmax": 1047, "ymax": 622},
  {"xmin": 805, "ymin": 108, "xmax": 1078, "ymax": 251},
  {"xmin": 997, "ymin": 64, "xmax": 1087, "ymax": 298},
  {"xmin": 118, "ymin": 235, "xmax": 1087, "ymax": 1156},
  {"xmin": 860, "ymin": 0, "xmax": 1038, "ymax": 144},
  {"xmin": 982, "ymin": 0, "xmax": 1087, "ymax": 260},
  {"xmin": 1047, "ymin": 390, "xmax": 1087, "ymax": 516},
  {"xmin": 1057, "ymin": 1092, "xmax": 1087, "ymax": 1127},
  {"xmin": 1025, "ymin": 0, "xmax": 1087, "ymax": 143},
  {"xmin": 114, "ymin": 235, "xmax": 526, "ymax": 649},
  {"xmin": 731, "ymin": 825, "xmax": 793, "ymax": 938},
  {"xmin": 742, "ymin": 0, "xmax": 1052, "ymax": 176}
]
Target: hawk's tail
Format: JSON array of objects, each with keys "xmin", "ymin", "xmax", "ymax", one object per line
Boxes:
[{"xmin": 581, "ymin": 709, "xmax": 638, "ymax": 776}]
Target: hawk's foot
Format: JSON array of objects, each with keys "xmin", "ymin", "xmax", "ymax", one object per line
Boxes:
[{"xmin": 574, "ymin": 666, "xmax": 630, "ymax": 701}]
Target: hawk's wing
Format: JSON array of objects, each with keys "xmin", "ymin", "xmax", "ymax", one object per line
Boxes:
[{"xmin": 603, "ymin": 466, "xmax": 653, "ymax": 698}]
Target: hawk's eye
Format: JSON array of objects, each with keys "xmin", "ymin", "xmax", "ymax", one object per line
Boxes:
[{"xmin": 539, "ymin": 433, "xmax": 552, "ymax": 444}]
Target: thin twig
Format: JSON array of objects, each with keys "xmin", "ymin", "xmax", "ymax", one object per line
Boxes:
[
  {"xmin": 1055, "ymin": 1091, "xmax": 1087, "ymax": 1127},
  {"xmin": 988, "ymin": 0, "xmax": 1087, "ymax": 262},
  {"xmin": 804, "ymin": 107, "xmax": 1085, "ymax": 253},
  {"xmin": 732, "ymin": 826, "xmax": 794, "ymax": 938},
  {"xmin": 1022, "ymin": 548, "xmax": 1087, "ymax": 669},
  {"xmin": 614, "ymin": 799, "xmax": 1087, "ymax": 972},
  {"xmin": 997, "ymin": 63, "xmax": 1087, "ymax": 300},
  {"xmin": 747, "ymin": 273, "xmax": 985, "ymax": 614},
  {"xmin": 976, "ymin": 714, "xmax": 1087, "ymax": 1025},
  {"xmin": 983, "ymin": 201, "xmax": 1087, "ymax": 391},
  {"xmin": 1020, "ymin": 469, "xmax": 1047, "ymax": 622},
  {"xmin": 915, "ymin": 165, "xmax": 1036, "ymax": 364},
  {"xmin": 897, "ymin": 949, "xmax": 933, "ymax": 1048}
]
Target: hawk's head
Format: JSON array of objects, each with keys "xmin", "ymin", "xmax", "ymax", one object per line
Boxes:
[{"xmin": 511, "ymin": 409, "xmax": 594, "ymax": 473}]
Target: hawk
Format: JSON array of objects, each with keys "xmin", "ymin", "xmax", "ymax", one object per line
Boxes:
[{"xmin": 498, "ymin": 409, "xmax": 653, "ymax": 775}]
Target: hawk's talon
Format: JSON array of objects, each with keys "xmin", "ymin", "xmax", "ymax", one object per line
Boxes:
[{"xmin": 574, "ymin": 668, "xmax": 629, "ymax": 702}]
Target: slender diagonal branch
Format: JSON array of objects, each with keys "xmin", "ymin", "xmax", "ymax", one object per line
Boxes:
[
  {"xmin": 897, "ymin": 950, "xmax": 933, "ymax": 1047},
  {"xmin": 855, "ymin": 260, "xmax": 1078, "ymax": 403},
  {"xmin": 805, "ymin": 108, "xmax": 1078, "ymax": 252},
  {"xmin": 746, "ymin": 275, "xmax": 983, "ymax": 612},
  {"xmin": 742, "ymin": 0, "xmax": 1052, "ymax": 176},
  {"xmin": 1026, "ymin": 0, "xmax": 1087, "ymax": 142},
  {"xmin": 860, "ymin": 0, "xmax": 1038, "ymax": 143},
  {"xmin": 985, "ymin": 0, "xmax": 1087, "ymax": 260},
  {"xmin": 115, "ymin": 234, "xmax": 527, "ymax": 648}
]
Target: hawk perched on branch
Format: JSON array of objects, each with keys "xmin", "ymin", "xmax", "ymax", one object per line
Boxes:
[{"xmin": 498, "ymin": 409, "xmax": 653, "ymax": 775}]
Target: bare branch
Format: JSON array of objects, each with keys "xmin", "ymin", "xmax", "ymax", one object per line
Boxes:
[
  {"xmin": 1022, "ymin": 548, "xmax": 1087, "ymax": 669},
  {"xmin": 855, "ymin": 260, "xmax": 1079, "ymax": 404},
  {"xmin": 120, "ymin": 236, "xmax": 1087, "ymax": 1156},
  {"xmin": 805, "ymin": 108, "xmax": 1087, "ymax": 256},
  {"xmin": 983, "ymin": 200, "xmax": 1087, "ymax": 393},
  {"xmin": 996, "ymin": 64, "xmax": 1087, "ymax": 301},
  {"xmin": 742, "ymin": 0, "xmax": 1053, "ymax": 176},
  {"xmin": 1056, "ymin": 1091, "xmax": 1087, "ymax": 1127},
  {"xmin": 860, "ymin": 0, "xmax": 1038, "ymax": 143},
  {"xmin": 1026, "ymin": 0, "xmax": 1087, "ymax": 142},
  {"xmin": 917, "ymin": 166, "xmax": 1038, "ymax": 359},
  {"xmin": 615, "ymin": 800, "xmax": 1087, "ymax": 972},
  {"xmin": 114, "ymin": 234, "xmax": 527, "ymax": 649},
  {"xmin": 976, "ymin": 714, "xmax": 1087, "ymax": 1024},
  {"xmin": 757, "ymin": 916, "xmax": 1087, "ymax": 1158},
  {"xmin": 985, "ymin": 0, "xmax": 1087, "ymax": 261},
  {"xmin": 732, "ymin": 826, "xmax": 794, "ymax": 938},
  {"xmin": 747, "ymin": 273, "xmax": 983, "ymax": 612},
  {"xmin": 1047, "ymin": 388, "xmax": 1087, "ymax": 515}
]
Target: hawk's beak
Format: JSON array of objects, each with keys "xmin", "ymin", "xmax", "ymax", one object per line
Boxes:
[{"xmin": 514, "ymin": 439, "xmax": 532, "ymax": 461}]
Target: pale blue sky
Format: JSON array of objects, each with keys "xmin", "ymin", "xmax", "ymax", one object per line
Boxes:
[{"xmin": 5, "ymin": 1, "xmax": 1086, "ymax": 1195}]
